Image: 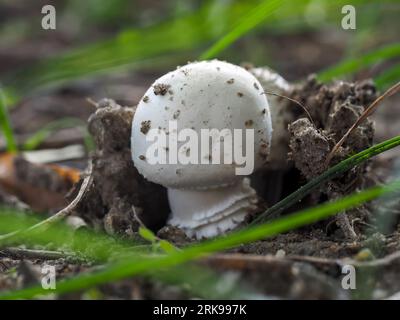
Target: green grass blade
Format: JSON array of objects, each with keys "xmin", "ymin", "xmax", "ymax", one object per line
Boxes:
[
  {"xmin": 0, "ymin": 208, "xmax": 149, "ymax": 262},
  {"xmin": 317, "ymin": 43, "xmax": 400, "ymax": 82},
  {"xmin": 374, "ymin": 63, "xmax": 400, "ymax": 90},
  {"xmin": 1, "ymin": 180, "xmax": 399, "ymax": 299},
  {"xmin": 252, "ymin": 135, "xmax": 400, "ymax": 224},
  {"xmin": 22, "ymin": 117, "xmax": 92, "ymax": 151},
  {"xmin": 0, "ymin": 88, "xmax": 17, "ymax": 152},
  {"xmin": 4, "ymin": 1, "xmax": 259, "ymax": 94},
  {"xmin": 200, "ymin": 0, "xmax": 283, "ymax": 60}
]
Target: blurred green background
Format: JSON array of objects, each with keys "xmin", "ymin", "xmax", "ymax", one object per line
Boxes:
[
  {"xmin": 0, "ymin": 0, "xmax": 399, "ymax": 152},
  {"xmin": 1, "ymin": 0, "xmax": 399, "ymax": 89}
]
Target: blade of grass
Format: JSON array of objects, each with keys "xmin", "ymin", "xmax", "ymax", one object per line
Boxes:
[
  {"xmin": 0, "ymin": 207, "xmax": 144, "ymax": 261},
  {"xmin": 200, "ymin": 0, "xmax": 283, "ymax": 60},
  {"xmin": 0, "ymin": 209, "xmax": 264, "ymax": 299},
  {"xmin": 4, "ymin": 1, "xmax": 259, "ymax": 94},
  {"xmin": 202, "ymin": 0, "xmax": 396, "ymax": 62},
  {"xmin": 317, "ymin": 43, "xmax": 400, "ymax": 82},
  {"xmin": 375, "ymin": 63, "xmax": 400, "ymax": 90},
  {"xmin": 2, "ymin": 179, "xmax": 399, "ymax": 299},
  {"xmin": 0, "ymin": 87, "xmax": 17, "ymax": 152},
  {"xmin": 22, "ymin": 117, "xmax": 93, "ymax": 151},
  {"xmin": 6, "ymin": 0, "xmax": 385, "ymax": 96},
  {"xmin": 0, "ymin": 209, "xmax": 265, "ymax": 299}
]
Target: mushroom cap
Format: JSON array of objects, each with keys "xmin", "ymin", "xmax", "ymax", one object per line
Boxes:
[
  {"xmin": 250, "ymin": 66, "xmax": 291, "ymax": 94},
  {"xmin": 131, "ymin": 60, "xmax": 272, "ymax": 189}
]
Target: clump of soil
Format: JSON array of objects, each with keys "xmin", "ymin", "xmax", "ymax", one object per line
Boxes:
[
  {"xmin": 288, "ymin": 76, "xmax": 376, "ymax": 178},
  {"xmin": 71, "ymin": 99, "xmax": 170, "ymax": 236},
  {"xmin": 284, "ymin": 76, "xmax": 377, "ymax": 239}
]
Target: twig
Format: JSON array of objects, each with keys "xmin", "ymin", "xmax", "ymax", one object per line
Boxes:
[
  {"xmin": 0, "ymin": 162, "xmax": 93, "ymax": 244},
  {"xmin": 131, "ymin": 205, "xmax": 147, "ymax": 230},
  {"xmin": 132, "ymin": 206, "xmax": 163, "ymax": 243},
  {"xmin": 289, "ymin": 250, "xmax": 400, "ymax": 269},
  {"xmin": 351, "ymin": 250, "xmax": 400, "ymax": 268},
  {"xmin": 288, "ymin": 255, "xmax": 341, "ymax": 266},
  {"xmin": 0, "ymin": 247, "xmax": 75, "ymax": 261},
  {"xmin": 86, "ymin": 97, "xmax": 99, "ymax": 108},
  {"xmin": 262, "ymin": 91, "xmax": 316, "ymax": 127},
  {"xmin": 325, "ymin": 81, "xmax": 400, "ymax": 165},
  {"xmin": 202, "ymin": 250, "xmax": 400, "ymax": 271}
]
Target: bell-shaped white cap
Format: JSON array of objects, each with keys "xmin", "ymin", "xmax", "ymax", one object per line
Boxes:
[{"xmin": 131, "ymin": 60, "xmax": 272, "ymax": 189}]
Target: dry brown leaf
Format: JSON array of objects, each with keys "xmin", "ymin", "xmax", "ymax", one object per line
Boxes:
[{"xmin": 0, "ymin": 152, "xmax": 81, "ymax": 211}]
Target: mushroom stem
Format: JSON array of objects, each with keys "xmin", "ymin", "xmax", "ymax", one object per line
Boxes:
[{"xmin": 168, "ymin": 178, "xmax": 258, "ymax": 239}]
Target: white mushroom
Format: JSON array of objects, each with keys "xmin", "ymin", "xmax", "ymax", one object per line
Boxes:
[
  {"xmin": 131, "ymin": 60, "xmax": 272, "ymax": 239},
  {"xmin": 249, "ymin": 66, "xmax": 293, "ymax": 169}
]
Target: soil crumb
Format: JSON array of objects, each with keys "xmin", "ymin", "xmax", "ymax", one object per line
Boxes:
[
  {"xmin": 153, "ymin": 83, "xmax": 171, "ymax": 96},
  {"xmin": 140, "ymin": 120, "xmax": 151, "ymax": 134}
]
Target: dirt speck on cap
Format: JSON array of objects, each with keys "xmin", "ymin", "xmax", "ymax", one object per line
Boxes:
[
  {"xmin": 227, "ymin": 78, "xmax": 234, "ymax": 84},
  {"xmin": 240, "ymin": 62, "xmax": 254, "ymax": 70},
  {"xmin": 245, "ymin": 119, "xmax": 254, "ymax": 127},
  {"xmin": 237, "ymin": 92, "xmax": 244, "ymax": 97},
  {"xmin": 153, "ymin": 83, "xmax": 171, "ymax": 96},
  {"xmin": 142, "ymin": 96, "xmax": 149, "ymax": 103},
  {"xmin": 254, "ymin": 82, "xmax": 260, "ymax": 90},
  {"xmin": 173, "ymin": 110, "xmax": 181, "ymax": 119},
  {"xmin": 140, "ymin": 120, "xmax": 151, "ymax": 134},
  {"xmin": 180, "ymin": 69, "xmax": 189, "ymax": 76},
  {"xmin": 259, "ymin": 142, "xmax": 269, "ymax": 158}
]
